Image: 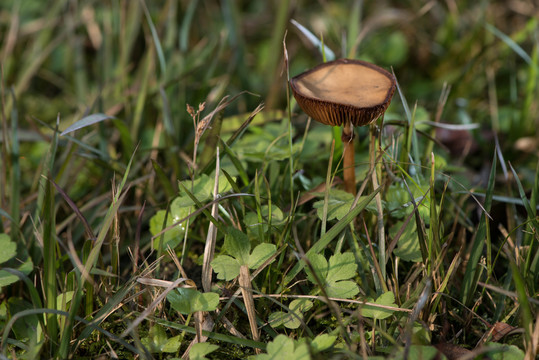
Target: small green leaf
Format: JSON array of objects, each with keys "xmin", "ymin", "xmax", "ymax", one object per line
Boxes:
[
  {"xmin": 391, "ymin": 221, "xmax": 422, "ymax": 262},
  {"xmin": 325, "ymin": 280, "xmax": 359, "ymax": 299},
  {"xmin": 141, "ymin": 325, "xmax": 168, "ymax": 353},
  {"xmin": 268, "ymin": 311, "xmax": 295, "ymax": 329},
  {"xmin": 140, "ymin": 325, "xmax": 181, "ymax": 354},
  {"xmin": 190, "ymin": 342, "xmax": 219, "ymax": 360},
  {"xmin": 313, "ymin": 190, "xmax": 378, "ymax": 221},
  {"xmin": 248, "ymin": 243, "xmax": 276, "ymax": 269},
  {"xmin": 254, "ymin": 335, "xmax": 296, "ymax": 360},
  {"xmin": 245, "ymin": 205, "xmax": 285, "ymax": 234},
  {"xmin": 268, "ymin": 299, "xmax": 313, "ymax": 329},
  {"xmin": 178, "ymin": 174, "xmax": 213, "ymax": 205},
  {"xmin": 361, "ymin": 291, "xmax": 398, "ymax": 320},
  {"xmin": 310, "ymin": 333, "xmax": 337, "ymax": 353},
  {"xmin": 268, "ymin": 334, "xmax": 295, "ymax": 357},
  {"xmin": 485, "ymin": 343, "xmax": 525, "ymax": 360},
  {"xmin": 0, "ymin": 234, "xmax": 16, "ymax": 264},
  {"xmin": 386, "ymin": 183, "xmax": 429, "ymax": 221},
  {"xmin": 289, "ymin": 299, "xmax": 313, "ymax": 313},
  {"xmin": 224, "ymin": 227, "xmax": 250, "ymax": 265},
  {"xmin": 177, "ymin": 174, "xmax": 235, "ymax": 206},
  {"xmin": 7, "ymin": 297, "xmax": 41, "ymax": 347},
  {"xmin": 305, "ymin": 253, "xmax": 328, "ymax": 285},
  {"xmin": 326, "ymin": 252, "xmax": 357, "ymax": 283},
  {"xmin": 162, "ymin": 335, "xmax": 182, "ymax": 353},
  {"xmin": 167, "ymin": 288, "xmax": 219, "ymax": 315},
  {"xmin": 191, "ymin": 292, "xmax": 219, "ymax": 313},
  {"xmin": 56, "ymin": 291, "xmax": 74, "ymax": 310},
  {"xmin": 149, "ymin": 198, "xmax": 192, "ymax": 250},
  {"xmin": 393, "ymin": 345, "xmax": 440, "ymax": 360},
  {"xmin": 313, "ymin": 189, "xmax": 353, "ymax": 221},
  {"xmin": 211, "ymin": 255, "xmax": 240, "ymax": 281},
  {"xmin": 0, "ymin": 257, "xmax": 33, "ymax": 289}
]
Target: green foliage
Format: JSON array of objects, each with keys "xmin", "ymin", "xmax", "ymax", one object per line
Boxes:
[
  {"xmin": 177, "ymin": 174, "xmax": 235, "ymax": 206},
  {"xmin": 149, "ymin": 199, "xmax": 191, "ymax": 250},
  {"xmin": 310, "ymin": 333, "xmax": 337, "ymax": 353},
  {"xmin": 268, "ymin": 299, "xmax": 313, "ymax": 329},
  {"xmin": 483, "ymin": 343, "xmax": 525, "ymax": 360},
  {"xmin": 386, "ymin": 182, "xmax": 430, "ymax": 221},
  {"xmin": 305, "ymin": 252, "xmax": 359, "ymax": 299},
  {"xmin": 252, "ymin": 335, "xmax": 310, "ymax": 360},
  {"xmin": 360, "ymin": 291, "xmax": 398, "ymax": 320},
  {"xmin": 0, "ymin": 234, "xmax": 33, "ymax": 290},
  {"xmin": 244, "ymin": 204, "xmax": 285, "ymax": 234},
  {"xmin": 167, "ymin": 288, "xmax": 219, "ymax": 315},
  {"xmin": 190, "ymin": 342, "xmax": 220, "ymax": 360},
  {"xmin": 1, "ymin": 0, "xmax": 538, "ymax": 358},
  {"xmin": 392, "ymin": 345, "xmax": 443, "ymax": 360},
  {"xmin": 390, "ymin": 221, "xmax": 423, "ymax": 262},
  {"xmin": 140, "ymin": 325, "xmax": 182, "ymax": 354},
  {"xmin": 313, "ymin": 189, "xmax": 377, "ymax": 221},
  {"xmin": 211, "ymin": 227, "xmax": 276, "ymax": 281}
]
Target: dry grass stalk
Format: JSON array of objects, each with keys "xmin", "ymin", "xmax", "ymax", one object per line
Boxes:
[
  {"xmin": 201, "ymin": 147, "xmax": 220, "ymax": 292},
  {"xmin": 238, "ymin": 265, "xmax": 260, "ymax": 345}
]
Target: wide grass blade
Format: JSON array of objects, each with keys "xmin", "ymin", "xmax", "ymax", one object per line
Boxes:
[
  {"xmin": 290, "ymin": 19, "xmax": 335, "ymax": 61},
  {"xmin": 60, "ymin": 113, "xmax": 115, "ymax": 136}
]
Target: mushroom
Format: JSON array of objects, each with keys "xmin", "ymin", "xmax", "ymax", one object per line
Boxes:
[{"xmin": 290, "ymin": 59, "xmax": 396, "ymax": 195}]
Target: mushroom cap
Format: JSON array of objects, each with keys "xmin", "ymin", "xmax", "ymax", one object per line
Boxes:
[{"xmin": 290, "ymin": 59, "xmax": 396, "ymax": 127}]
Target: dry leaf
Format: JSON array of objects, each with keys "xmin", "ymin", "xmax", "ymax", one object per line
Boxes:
[
  {"xmin": 490, "ymin": 321, "xmax": 518, "ymax": 342},
  {"xmin": 435, "ymin": 343, "xmax": 472, "ymax": 360}
]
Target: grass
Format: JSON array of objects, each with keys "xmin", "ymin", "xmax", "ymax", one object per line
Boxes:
[{"xmin": 0, "ymin": 1, "xmax": 538, "ymax": 359}]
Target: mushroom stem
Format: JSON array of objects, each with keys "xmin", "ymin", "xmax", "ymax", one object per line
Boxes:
[{"xmin": 342, "ymin": 121, "xmax": 356, "ymax": 195}]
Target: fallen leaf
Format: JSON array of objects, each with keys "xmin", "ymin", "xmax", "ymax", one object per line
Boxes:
[
  {"xmin": 435, "ymin": 343, "xmax": 472, "ymax": 360},
  {"xmin": 489, "ymin": 322, "xmax": 518, "ymax": 342}
]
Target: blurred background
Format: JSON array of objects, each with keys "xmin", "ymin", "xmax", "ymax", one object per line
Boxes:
[{"xmin": 1, "ymin": 0, "xmax": 538, "ymax": 242}]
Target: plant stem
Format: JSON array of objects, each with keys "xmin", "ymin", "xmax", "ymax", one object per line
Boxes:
[{"xmin": 342, "ymin": 121, "xmax": 356, "ymax": 195}]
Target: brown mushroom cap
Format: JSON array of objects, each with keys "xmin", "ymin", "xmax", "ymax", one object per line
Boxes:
[{"xmin": 290, "ymin": 59, "xmax": 396, "ymax": 127}]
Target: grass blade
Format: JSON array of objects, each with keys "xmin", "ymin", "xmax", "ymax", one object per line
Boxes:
[
  {"xmin": 461, "ymin": 150, "xmax": 496, "ymax": 306},
  {"xmin": 179, "ymin": 0, "xmax": 199, "ymax": 52},
  {"xmin": 42, "ymin": 174, "xmax": 58, "ymax": 354},
  {"xmin": 141, "ymin": 0, "xmax": 166, "ymax": 77},
  {"xmin": 509, "ymin": 163, "xmax": 539, "ymax": 233},
  {"xmin": 60, "ymin": 113, "xmax": 115, "ymax": 136},
  {"xmin": 508, "ymin": 258, "xmax": 534, "ymax": 353},
  {"xmin": 8, "ymin": 90, "xmax": 20, "ymax": 244},
  {"xmin": 290, "ymin": 19, "xmax": 335, "ymax": 61}
]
